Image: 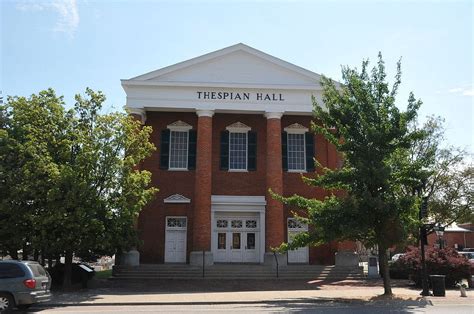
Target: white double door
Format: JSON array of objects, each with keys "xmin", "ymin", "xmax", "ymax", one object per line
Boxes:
[
  {"xmin": 165, "ymin": 230, "xmax": 187, "ymax": 263},
  {"xmin": 216, "ymin": 231, "xmax": 259, "ymax": 263},
  {"xmin": 213, "ymin": 216, "xmax": 260, "ymax": 263}
]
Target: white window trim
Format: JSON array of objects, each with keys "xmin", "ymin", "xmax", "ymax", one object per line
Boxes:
[
  {"xmin": 228, "ymin": 131, "xmax": 248, "ymax": 171},
  {"xmin": 226, "ymin": 122, "xmax": 251, "ymax": 172},
  {"xmin": 284, "ymin": 123, "xmax": 308, "ymax": 134},
  {"xmin": 167, "ymin": 121, "xmax": 192, "ymax": 171},
  {"xmin": 287, "ymin": 132, "xmax": 306, "ymax": 172},
  {"xmin": 165, "ymin": 216, "xmax": 188, "ymax": 231},
  {"xmin": 287, "ymin": 217, "xmax": 308, "ymax": 232}
]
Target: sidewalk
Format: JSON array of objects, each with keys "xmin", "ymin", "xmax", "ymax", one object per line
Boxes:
[{"xmin": 42, "ymin": 279, "xmax": 474, "ymax": 307}]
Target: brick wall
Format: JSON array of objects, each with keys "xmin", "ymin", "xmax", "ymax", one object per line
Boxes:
[
  {"xmin": 427, "ymin": 231, "xmax": 474, "ymax": 250},
  {"xmin": 138, "ymin": 112, "xmax": 347, "ymax": 264}
]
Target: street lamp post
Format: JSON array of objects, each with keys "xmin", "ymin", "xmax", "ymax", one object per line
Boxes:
[
  {"xmin": 434, "ymin": 224, "xmax": 445, "ymax": 249},
  {"xmin": 418, "ymin": 190, "xmax": 430, "ymax": 296}
]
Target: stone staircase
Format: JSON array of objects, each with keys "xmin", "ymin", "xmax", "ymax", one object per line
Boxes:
[{"xmin": 112, "ymin": 264, "xmax": 365, "ymax": 281}]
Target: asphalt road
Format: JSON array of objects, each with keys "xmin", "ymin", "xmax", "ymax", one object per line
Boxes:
[{"xmin": 23, "ymin": 303, "xmax": 474, "ymax": 313}]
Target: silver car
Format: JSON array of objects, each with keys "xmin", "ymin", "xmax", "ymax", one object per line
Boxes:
[{"xmin": 0, "ymin": 260, "xmax": 51, "ymax": 311}]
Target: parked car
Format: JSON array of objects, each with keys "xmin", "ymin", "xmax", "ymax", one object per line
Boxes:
[
  {"xmin": 458, "ymin": 251, "xmax": 474, "ymax": 264},
  {"xmin": 0, "ymin": 260, "xmax": 51, "ymax": 311},
  {"xmin": 391, "ymin": 253, "xmax": 404, "ymax": 261}
]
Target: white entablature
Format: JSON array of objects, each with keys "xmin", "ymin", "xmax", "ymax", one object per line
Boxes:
[{"xmin": 122, "ymin": 43, "xmax": 336, "ymax": 116}]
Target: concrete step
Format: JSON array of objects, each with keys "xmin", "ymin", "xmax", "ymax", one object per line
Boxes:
[{"xmin": 112, "ymin": 264, "xmax": 365, "ymax": 281}]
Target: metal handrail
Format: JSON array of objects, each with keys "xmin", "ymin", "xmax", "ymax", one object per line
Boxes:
[{"xmin": 273, "ymin": 251, "xmax": 279, "ymax": 278}]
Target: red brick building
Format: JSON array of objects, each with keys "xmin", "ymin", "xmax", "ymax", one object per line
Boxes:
[
  {"xmin": 427, "ymin": 224, "xmax": 474, "ymax": 250},
  {"xmin": 121, "ymin": 44, "xmax": 354, "ymax": 266}
]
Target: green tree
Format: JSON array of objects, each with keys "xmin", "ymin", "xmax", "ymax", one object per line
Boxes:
[
  {"xmin": 274, "ymin": 54, "xmax": 426, "ymax": 296},
  {"xmin": 0, "ymin": 88, "xmax": 157, "ymax": 288},
  {"xmin": 408, "ymin": 116, "xmax": 473, "ymax": 227}
]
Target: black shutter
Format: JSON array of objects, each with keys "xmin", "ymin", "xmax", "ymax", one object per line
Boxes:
[
  {"xmin": 305, "ymin": 132, "xmax": 315, "ymax": 172},
  {"xmin": 247, "ymin": 131, "xmax": 257, "ymax": 171},
  {"xmin": 187, "ymin": 130, "xmax": 197, "ymax": 170},
  {"xmin": 160, "ymin": 129, "xmax": 170, "ymax": 170},
  {"xmin": 220, "ymin": 131, "xmax": 229, "ymax": 170},
  {"xmin": 282, "ymin": 132, "xmax": 288, "ymax": 171}
]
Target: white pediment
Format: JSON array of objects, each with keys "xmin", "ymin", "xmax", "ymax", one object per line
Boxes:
[
  {"xmin": 121, "ymin": 43, "xmax": 336, "ymax": 115},
  {"xmin": 164, "ymin": 194, "xmax": 191, "ymax": 204},
  {"xmin": 125, "ymin": 43, "xmax": 322, "ymax": 87}
]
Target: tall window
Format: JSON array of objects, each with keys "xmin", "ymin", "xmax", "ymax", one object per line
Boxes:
[
  {"xmin": 287, "ymin": 133, "xmax": 305, "ymax": 171},
  {"xmin": 169, "ymin": 130, "xmax": 188, "ymax": 169},
  {"xmin": 229, "ymin": 132, "xmax": 247, "ymax": 170}
]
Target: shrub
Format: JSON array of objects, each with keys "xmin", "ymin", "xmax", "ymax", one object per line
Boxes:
[
  {"xmin": 396, "ymin": 246, "xmax": 471, "ymax": 287},
  {"xmin": 389, "ymin": 260, "xmax": 410, "ymax": 279}
]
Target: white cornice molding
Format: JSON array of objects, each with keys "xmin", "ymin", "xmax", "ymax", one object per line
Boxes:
[
  {"xmin": 226, "ymin": 122, "xmax": 251, "ymax": 132},
  {"xmin": 264, "ymin": 112, "xmax": 283, "ymax": 119},
  {"xmin": 164, "ymin": 194, "xmax": 191, "ymax": 204},
  {"xmin": 167, "ymin": 120, "xmax": 193, "ymax": 131},
  {"xmin": 196, "ymin": 109, "xmax": 215, "ymax": 117},
  {"xmin": 211, "ymin": 195, "xmax": 267, "ymax": 206},
  {"xmin": 284, "ymin": 123, "xmax": 309, "ymax": 133},
  {"xmin": 121, "ymin": 79, "xmax": 322, "ymax": 91},
  {"xmin": 128, "ymin": 108, "xmax": 147, "ymax": 123}
]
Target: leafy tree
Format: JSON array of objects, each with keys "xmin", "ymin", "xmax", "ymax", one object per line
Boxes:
[
  {"xmin": 408, "ymin": 116, "xmax": 473, "ymax": 228},
  {"xmin": 274, "ymin": 53, "xmax": 426, "ymax": 295},
  {"xmin": 0, "ymin": 88, "xmax": 157, "ymax": 288}
]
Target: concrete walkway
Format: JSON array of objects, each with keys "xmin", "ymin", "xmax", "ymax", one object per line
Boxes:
[{"xmin": 42, "ymin": 279, "xmax": 474, "ymax": 307}]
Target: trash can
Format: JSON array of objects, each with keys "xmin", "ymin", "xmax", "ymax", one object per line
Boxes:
[{"xmin": 430, "ymin": 275, "xmax": 446, "ymax": 297}]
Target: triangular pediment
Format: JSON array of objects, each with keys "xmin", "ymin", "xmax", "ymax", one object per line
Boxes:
[
  {"xmin": 164, "ymin": 194, "xmax": 191, "ymax": 204},
  {"xmin": 127, "ymin": 43, "xmax": 322, "ymax": 87}
]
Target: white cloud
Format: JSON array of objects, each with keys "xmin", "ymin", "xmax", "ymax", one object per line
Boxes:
[
  {"xmin": 447, "ymin": 85, "xmax": 473, "ymax": 97},
  {"xmin": 462, "ymin": 89, "xmax": 474, "ymax": 96},
  {"xmin": 16, "ymin": 0, "xmax": 80, "ymax": 38}
]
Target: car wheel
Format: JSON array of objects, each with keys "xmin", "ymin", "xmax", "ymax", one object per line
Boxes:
[
  {"xmin": 0, "ymin": 293, "xmax": 14, "ymax": 311},
  {"xmin": 17, "ymin": 304, "xmax": 32, "ymax": 310}
]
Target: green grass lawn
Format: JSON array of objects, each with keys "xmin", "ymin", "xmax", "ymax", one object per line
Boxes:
[{"xmin": 94, "ymin": 269, "xmax": 112, "ymax": 279}]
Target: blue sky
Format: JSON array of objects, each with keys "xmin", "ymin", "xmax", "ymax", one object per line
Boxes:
[{"xmin": 1, "ymin": 0, "xmax": 473, "ymax": 153}]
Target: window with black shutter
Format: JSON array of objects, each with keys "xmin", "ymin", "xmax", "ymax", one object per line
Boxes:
[
  {"xmin": 187, "ymin": 130, "xmax": 197, "ymax": 170},
  {"xmin": 220, "ymin": 131, "xmax": 229, "ymax": 170},
  {"xmin": 160, "ymin": 129, "xmax": 170, "ymax": 169},
  {"xmin": 282, "ymin": 132, "xmax": 288, "ymax": 171},
  {"xmin": 247, "ymin": 131, "xmax": 257, "ymax": 171},
  {"xmin": 305, "ymin": 132, "xmax": 315, "ymax": 172}
]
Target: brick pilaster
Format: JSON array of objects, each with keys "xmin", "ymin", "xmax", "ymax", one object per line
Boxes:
[
  {"xmin": 193, "ymin": 110, "xmax": 214, "ymax": 251},
  {"xmin": 265, "ymin": 112, "xmax": 284, "ymax": 250}
]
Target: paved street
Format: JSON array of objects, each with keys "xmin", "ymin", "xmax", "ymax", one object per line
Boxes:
[
  {"xmin": 10, "ymin": 279, "xmax": 473, "ymax": 313},
  {"xmin": 24, "ymin": 303, "xmax": 474, "ymax": 313}
]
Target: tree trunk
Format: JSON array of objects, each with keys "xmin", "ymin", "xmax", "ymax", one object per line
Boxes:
[
  {"xmin": 34, "ymin": 249, "xmax": 39, "ymax": 261},
  {"xmin": 8, "ymin": 248, "xmax": 19, "ymax": 260},
  {"xmin": 378, "ymin": 245, "xmax": 392, "ymax": 296},
  {"xmin": 115, "ymin": 249, "xmax": 122, "ymax": 266},
  {"xmin": 63, "ymin": 251, "xmax": 73, "ymax": 289},
  {"xmin": 22, "ymin": 242, "xmax": 29, "ymax": 260}
]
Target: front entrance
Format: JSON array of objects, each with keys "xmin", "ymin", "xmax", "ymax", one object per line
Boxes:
[
  {"xmin": 213, "ymin": 217, "xmax": 260, "ymax": 263},
  {"xmin": 164, "ymin": 217, "xmax": 187, "ymax": 263},
  {"xmin": 287, "ymin": 218, "xmax": 309, "ymax": 264}
]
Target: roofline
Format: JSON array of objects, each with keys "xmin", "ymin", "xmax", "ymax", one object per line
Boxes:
[{"xmin": 125, "ymin": 43, "xmax": 340, "ymax": 86}]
